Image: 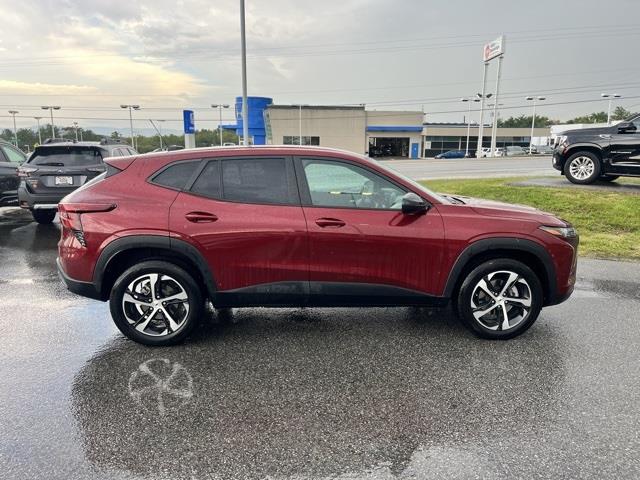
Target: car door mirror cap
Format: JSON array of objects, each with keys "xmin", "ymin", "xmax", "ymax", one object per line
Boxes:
[
  {"xmin": 617, "ymin": 121, "xmax": 636, "ymax": 133},
  {"xmin": 401, "ymin": 192, "xmax": 429, "ymax": 215}
]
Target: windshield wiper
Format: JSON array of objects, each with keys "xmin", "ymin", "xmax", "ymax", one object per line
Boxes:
[{"xmin": 35, "ymin": 162, "xmax": 65, "ymax": 166}]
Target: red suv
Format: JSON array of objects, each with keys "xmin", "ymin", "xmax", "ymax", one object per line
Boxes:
[{"xmin": 57, "ymin": 146, "xmax": 578, "ymax": 345}]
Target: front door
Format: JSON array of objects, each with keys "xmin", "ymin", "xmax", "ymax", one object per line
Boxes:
[
  {"xmin": 295, "ymin": 157, "xmax": 445, "ymax": 305},
  {"xmin": 169, "ymin": 156, "xmax": 308, "ymax": 305}
]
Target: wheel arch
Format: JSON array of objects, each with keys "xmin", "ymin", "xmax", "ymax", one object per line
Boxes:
[
  {"xmin": 562, "ymin": 144, "xmax": 603, "ymax": 165},
  {"xmin": 443, "ymin": 238, "xmax": 557, "ymax": 306},
  {"xmin": 94, "ymin": 235, "xmax": 216, "ymax": 301}
]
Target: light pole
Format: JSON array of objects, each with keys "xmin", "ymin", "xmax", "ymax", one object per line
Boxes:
[
  {"xmin": 475, "ymin": 92, "xmax": 492, "ymax": 156},
  {"xmin": 34, "ymin": 117, "xmax": 43, "ymax": 144},
  {"xmin": 120, "ymin": 104, "xmax": 140, "ymax": 148},
  {"xmin": 240, "ymin": 0, "xmax": 249, "ymax": 146},
  {"xmin": 211, "ymin": 104, "xmax": 230, "ymax": 146},
  {"xmin": 460, "ymin": 98, "xmax": 480, "ymax": 157},
  {"xmin": 601, "ymin": 93, "xmax": 621, "ymax": 125},
  {"xmin": 8, "ymin": 110, "xmax": 19, "ymax": 147},
  {"xmin": 73, "ymin": 121, "xmax": 79, "ymax": 142},
  {"xmin": 41, "ymin": 106, "xmax": 61, "ymax": 139},
  {"xmin": 525, "ymin": 96, "xmax": 546, "ymax": 154}
]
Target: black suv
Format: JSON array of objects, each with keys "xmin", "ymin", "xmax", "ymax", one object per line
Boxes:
[
  {"xmin": 0, "ymin": 141, "xmax": 27, "ymax": 206},
  {"xmin": 553, "ymin": 115, "xmax": 640, "ymax": 184},
  {"xmin": 18, "ymin": 139, "xmax": 137, "ymax": 223}
]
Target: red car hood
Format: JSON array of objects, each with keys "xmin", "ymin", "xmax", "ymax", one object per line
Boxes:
[{"xmin": 446, "ymin": 194, "xmax": 566, "ymax": 226}]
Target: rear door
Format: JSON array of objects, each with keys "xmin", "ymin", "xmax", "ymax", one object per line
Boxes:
[
  {"xmin": 609, "ymin": 118, "xmax": 640, "ymax": 164},
  {"xmin": 296, "ymin": 156, "xmax": 445, "ymax": 304},
  {"xmin": 0, "ymin": 144, "xmax": 25, "ymax": 206},
  {"xmin": 26, "ymin": 146, "xmax": 105, "ymax": 195},
  {"xmin": 168, "ymin": 156, "xmax": 309, "ymax": 304}
]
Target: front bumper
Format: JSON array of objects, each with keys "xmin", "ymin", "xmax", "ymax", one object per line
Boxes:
[
  {"xmin": 552, "ymin": 152, "xmax": 564, "ymax": 172},
  {"xmin": 56, "ymin": 257, "xmax": 103, "ymax": 301}
]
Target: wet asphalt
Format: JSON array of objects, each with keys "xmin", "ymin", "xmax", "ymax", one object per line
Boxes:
[{"xmin": 1, "ymin": 207, "xmax": 639, "ymax": 480}]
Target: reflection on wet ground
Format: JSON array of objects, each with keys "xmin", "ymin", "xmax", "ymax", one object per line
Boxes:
[{"xmin": 1, "ymin": 207, "xmax": 639, "ymax": 479}]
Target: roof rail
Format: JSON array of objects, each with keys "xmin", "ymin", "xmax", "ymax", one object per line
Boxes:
[
  {"xmin": 42, "ymin": 138, "xmax": 71, "ymax": 144},
  {"xmin": 99, "ymin": 138, "xmax": 127, "ymax": 145}
]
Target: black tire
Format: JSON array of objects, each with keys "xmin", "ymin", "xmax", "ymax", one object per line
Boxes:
[
  {"xmin": 109, "ymin": 260, "xmax": 203, "ymax": 346},
  {"xmin": 599, "ymin": 175, "xmax": 619, "ymax": 182},
  {"xmin": 455, "ymin": 259, "xmax": 543, "ymax": 340},
  {"xmin": 563, "ymin": 151, "xmax": 601, "ymax": 184},
  {"xmin": 31, "ymin": 209, "xmax": 56, "ymax": 224}
]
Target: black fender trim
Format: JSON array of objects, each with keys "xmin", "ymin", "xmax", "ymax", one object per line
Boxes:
[
  {"xmin": 93, "ymin": 235, "xmax": 217, "ymax": 300},
  {"xmin": 442, "ymin": 237, "xmax": 558, "ymax": 304}
]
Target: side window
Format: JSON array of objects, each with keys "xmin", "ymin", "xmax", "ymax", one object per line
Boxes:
[
  {"xmin": 2, "ymin": 145, "xmax": 26, "ymax": 163},
  {"xmin": 152, "ymin": 161, "xmax": 200, "ymax": 190},
  {"xmin": 220, "ymin": 158, "xmax": 294, "ymax": 205},
  {"xmin": 190, "ymin": 160, "xmax": 221, "ymax": 198},
  {"xmin": 302, "ymin": 159, "xmax": 406, "ymax": 210}
]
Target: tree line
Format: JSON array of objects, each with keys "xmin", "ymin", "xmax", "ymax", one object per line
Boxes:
[
  {"xmin": 497, "ymin": 106, "xmax": 634, "ymax": 128},
  {"xmin": 0, "ymin": 125, "xmax": 239, "ymax": 153}
]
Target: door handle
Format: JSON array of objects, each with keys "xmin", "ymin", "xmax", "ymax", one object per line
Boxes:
[
  {"xmin": 185, "ymin": 211, "xmax": 218, "ymax": 223},
  {"xmin": 315, "ymin": 217, "xmax": 346, "ymax": 228}
]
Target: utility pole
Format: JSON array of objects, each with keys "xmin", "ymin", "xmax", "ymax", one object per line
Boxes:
[
  {"xmin": 211, "ymin": 104, "xmax": 230, "ymax": 145},
  {"xmin": 475, "ymin": 63, "xmax": 489, "ymax": 158},
  {"xmin": 8, "ymin": 110, "xmax": 19, "ymax": 147},
  {"xmin": 73, "ymin": 121, "xmax": 79, "ymax": 142},
  {"xmin": 460, "ymin": 98, "xmax": 480, "ymax": 157},
  {"xmin": 601, "ymin": 93, "xmax": 621, "ymax": 125},
  {"xmin": 41, "ymin": 106, "xmax": 61, "ymax": 139},
  {"xmin": 34, "ymin": 117, "xmax": 43, "ymax": 144},
  {"xmin": 240, "ymin": 0, "xmax": 249, "ymax": 146},
  {"xmin": 526, "ymin": 96, "xmax": 546, "ymax": 154},
  {"xmin": 120, "ymin": 104, "xmax": 140, "ymax": 148},
  {"xmin": 489, "ymin": 54, "xmax": 503, "ymax": 158},
  {"xmin": 299, "ymin": 104, "xmax": 302, "ymax": 145}
]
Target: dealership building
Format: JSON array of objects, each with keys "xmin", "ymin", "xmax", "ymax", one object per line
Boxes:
[{"xmin": 226, "ymin": 96, "xmax": 551, "ymax": 158}]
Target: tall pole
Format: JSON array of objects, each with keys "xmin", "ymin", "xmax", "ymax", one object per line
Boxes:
[
  {"xmin": 41, "ymin": 106, "xmax": 61, "ymax": 138},
  {"xmin": 299, "ymin": 105, "xmax": 302, "ymax": 145},
  {"xmin": 240, "ymin": 0, "xmax": 249, "ymax": 146},
  {"xmin": 465, "ymin": 100, "xmax": 471, "ymax": 157},
  {"xmin": 158, "ymin": 120, "xmax": 164, "ymax": 150},
  {"xmin": 489, "ymin": 55, "xmax": 503, "ymax": 157},
  {"xmin": 73, "ymin": 122, "xmax": 79, "ymax": 141},
  {"xmin": 219, "ymin": 105, "xmax": 224, "ymax": 146},
  {"xmin": 8, "ymin": 111, "xmax": 18, "ymax": 147},
  {"xmin": 34, "ymin": 117, "xmax": 42, "ymax": 144},
  {"xmin": 476, "ymin": 62, "xmax": 489, "ymax": 158},
  {"xmin": 129, "ymin": 108, "xmax": 134, "ymax": 147},
  {"xmin": 529, "ymin": 99, "xmax": 536, "ymax": 155}
]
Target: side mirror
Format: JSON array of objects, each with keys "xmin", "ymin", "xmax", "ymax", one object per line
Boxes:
[
  {"xmin": 401, "ymin": 192, "xmax": 428, "ymax": 215},
  {"xmin": 618, "ymin": 121, "xmax": 636, "ymax": 133}
]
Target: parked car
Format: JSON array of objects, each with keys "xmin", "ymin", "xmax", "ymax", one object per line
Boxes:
[
  {"xmin": 535, "ymin": 145, "xmax": 555, "ymax": 155},
  {"xmin": 435, "ymin": 150, "xmax": 466, "ymax": 159},
  {"xmin": 18, "ymin": 138, "xmax": 137, "ymax": 223},
  {"xmin": 480, "ymin": 147, "xmax": 492, "ymax": 158},
  {"xmin": 494, "ymin": 148, "xmax": 506, "ymax": 157},
  {"xmin": 553, "ymin": 115, "xmax": 640, "ymax": 184},
  {"xmin": 57, "ymin": 146, "xmax": 578, "ymax": 346},
  {"xmin": 0, "ymin": 141, "xmax": 27, "ymax": 207},
  {"xmin": 505, "ymin": 146, "xmax": 527, "ymax": 156}
]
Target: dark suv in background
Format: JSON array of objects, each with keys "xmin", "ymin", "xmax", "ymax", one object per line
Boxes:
[
  {"xmin": 553, "ymin": 115, "xmax": 640, "ymax": 184},
  {"xmin": 0, "ymin": 141, "xmax": 27, "ymax": 207},
  {"xmin": 18, "ymin": 138, "xmax": 137, "ymax": 223}
]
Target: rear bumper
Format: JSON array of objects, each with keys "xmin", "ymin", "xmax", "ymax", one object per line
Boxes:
[
  {"xmin": 18, "ymin": 184, "xmax": 68, "ymax": 209},
  {"xmin": 56, "ymin": 257, "xmax": 103, "ymax": 301}
]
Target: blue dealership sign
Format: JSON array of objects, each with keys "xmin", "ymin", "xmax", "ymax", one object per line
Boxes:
[{"xmin": 183, "ymin": 110, "xmax": 195, "ymax": 134}]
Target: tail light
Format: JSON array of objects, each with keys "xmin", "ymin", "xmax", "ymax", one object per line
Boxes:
[
  {"xmin": 58, "ymin": 203, "xmax": 116, "ymax": 248},
  {"xmin": 18, "ymin": 166, "xmax": 38, "ymax": 178}
]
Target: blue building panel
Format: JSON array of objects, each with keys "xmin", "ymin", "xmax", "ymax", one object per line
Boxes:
[{"xmin": 233, "ymin": 96, "xmax": 273, "ymax": 145}]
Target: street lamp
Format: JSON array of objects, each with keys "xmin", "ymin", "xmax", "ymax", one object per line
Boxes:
[
  {"xmin": 525, "ymin": 96, "xmax": 546, "ymax": 154},
  {"xmin": 240, "ymin": 0, "xmax": 249, "ymax": 145},
  {"xmin": 73, "ymin": 121, "xmax": 79, "ymax": 142},
  {"xmin": 34, "ymin": 117, "xmax": 43, "ymax": 144},
  {"xmin": 601, "ymin": 93, "xmax": 621, "ymax": 125},
  {"xmin": 211, "ymin": 104, "xmax": 230, "ymax": 146},
  {"xmin": 120, "ymin": 105, "xmax": 140, "ymax": 148},
  {"xmin": 41, "ymin": 106, "xmax": 61, "ymax": 139},
  {"xmin": 461, "ymin": 97, "xmax": 481, "ymax": 157},
  {"xmin": 8, "ymin": 110, "xmax": 19, "ymax": 147},
  {"xmin": 475, "ymin": 93, "xmax": 492, "ymax": 156}
]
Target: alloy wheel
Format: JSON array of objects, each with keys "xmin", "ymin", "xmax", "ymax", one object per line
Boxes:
[
  {"xmin": 569, "ymin": 156, "xmax": 595, "ymax": 180},
  {"xmin": 470, "ymin": 270, "xmax": 532, "ymax": 331},
  {"xmin": 122, "ymin": 273, "xmax": 190, "ymax": 337}
]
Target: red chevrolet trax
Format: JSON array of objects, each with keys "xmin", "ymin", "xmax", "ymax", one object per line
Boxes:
[{"xmin": 56, "ymin": 146, "xmax": 578, "ymax": 346}]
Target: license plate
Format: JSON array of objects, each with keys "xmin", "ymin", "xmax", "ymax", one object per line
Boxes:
[{"xmin": 55, "ymin": 176, "xmax": 73, "ymax": 185}]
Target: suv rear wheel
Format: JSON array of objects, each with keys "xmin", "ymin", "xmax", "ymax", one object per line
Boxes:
[
  {"xmin": 456, "ymin": 259, "xmax": 543, "ymax": 340},
  {"xmin": 564, "ymin": 151, "xmax": 601, "ymax": 184},
  {"xmin": 110, "ymin": 261, "xmax": 203, "ymax": 346},
  {"xmin": 31, "ymin": 209, "xmax": 56, "ymax": 224}
]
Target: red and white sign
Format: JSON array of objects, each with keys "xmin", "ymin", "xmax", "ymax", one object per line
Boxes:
[{"xmin": 483, "ymin": 36, "xmax": 505, "ymax": 62}]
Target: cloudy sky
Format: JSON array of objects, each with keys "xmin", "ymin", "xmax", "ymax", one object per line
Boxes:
[{"xmin": 0, "ymin": 0, "xmax": 639, "ymax": 134}]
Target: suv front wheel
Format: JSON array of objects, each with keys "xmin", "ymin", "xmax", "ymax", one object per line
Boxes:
[
  {"xmin": 564, "ymin": 151, "xmax": 601, "ymax": 184},
  {"xmin": 110, "ymin": 261, "xmax": 203, "ymax": 346},
  {"xmin": 456, "ymin": 259, "xmax": 543, "ymax": 340}
]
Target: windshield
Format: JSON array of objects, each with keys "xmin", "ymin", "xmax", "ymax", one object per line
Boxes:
[
  {"xmin": 365, "ymin": 156, "xmax": 449, "ymax": 204},
  {"xmin": 29, "ymin": 146, "xmax": 103, "ymax": 167}
]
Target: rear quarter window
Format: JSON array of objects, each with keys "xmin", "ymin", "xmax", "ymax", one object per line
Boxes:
[{"xmin": 151, "ymin": 161, "xmax": 200, "ymax": 190}]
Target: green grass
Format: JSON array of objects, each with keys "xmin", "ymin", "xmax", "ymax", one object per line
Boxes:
[{"xmin": 419, "ymin": 177, "xmax": 640, "ymax": 260}]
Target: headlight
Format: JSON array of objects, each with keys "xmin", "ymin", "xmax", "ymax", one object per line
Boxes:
[
  {"xmin": 554, "ymin": 135, "xmax": 567, "ymax": 147},
  {"xmin": 539, "ymin": 225, "xmax": 578, "ymax": 239}
]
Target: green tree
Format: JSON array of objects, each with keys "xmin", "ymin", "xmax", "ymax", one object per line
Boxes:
[
  {"xmin": 612, "ymin": 106, "xmax": 632, "ymax": 121},
  {"xmin": 498, "ymin": 115, "xmax": 555, "ymax": 128},
  {"xmin": 566, "ymin": 111, "xmax": 608, "ymax": 124}
]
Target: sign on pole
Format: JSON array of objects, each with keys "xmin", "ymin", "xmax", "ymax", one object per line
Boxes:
[
  {"xmin": 183, "ymin": 109, "xmax": 196, "ymax": 149},
  {"xmin": 483, "ymin": 36, "xmax": 505, "ymax": 62}
]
